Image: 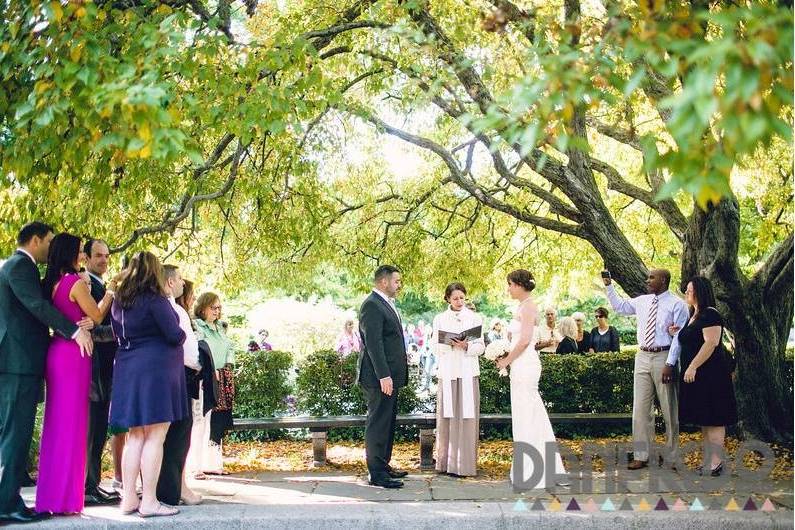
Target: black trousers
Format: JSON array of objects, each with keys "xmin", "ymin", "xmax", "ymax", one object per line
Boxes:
[
  {"xmin": 362, "ymin": 385, "xmax": 399, "ymax": 481},
  {"xmin": 156, "ymin": 398, "xmax": 193, "ymax": 505},
  {"xmin": 85, "ymin": 398, "xmax": 111, "ymax": 492},
  {"xmin": 0, "ymin": 374, "xmax": 39, "ymax": 514}
]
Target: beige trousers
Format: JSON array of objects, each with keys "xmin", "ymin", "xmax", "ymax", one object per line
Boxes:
[
  {"xmin": 436, "ymin": 377, "xmax": 480, "ymax": 476},
  {"xmin": 632, "ymin": 351, "xmax": 678, "ymax": 463}
]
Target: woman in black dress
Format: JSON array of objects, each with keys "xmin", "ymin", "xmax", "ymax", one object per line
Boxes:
[
  {"xmin": 588, "ymin": 307, "xmax": 620, "ymax": 353},
  {"xmin": 676, "ymin": 276, "xmax": 737, "ymax": 476}
]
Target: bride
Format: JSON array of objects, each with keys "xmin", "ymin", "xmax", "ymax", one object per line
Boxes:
[{"xmin": 495, "ymin": 269, "xmax": 567, "ymax": 489}]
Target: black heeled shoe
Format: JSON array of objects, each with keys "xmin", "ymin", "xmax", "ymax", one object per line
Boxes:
[{"xmin": 710, "ymin": 461, "xmax": 724, "ymax": 477}]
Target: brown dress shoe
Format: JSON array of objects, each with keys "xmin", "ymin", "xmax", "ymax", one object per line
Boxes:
[{"xmin": 627, "ymin": 459, "xmax": 648, "ymax": 470}]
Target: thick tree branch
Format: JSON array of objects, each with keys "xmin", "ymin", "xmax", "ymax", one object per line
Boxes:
[
  {"xmin": 360, "ymin": 112, "xmax": 581, "ymax": 236},
  {"xmin": 111, "ymin": 142, "xmax": 246, "ymax": 253}
]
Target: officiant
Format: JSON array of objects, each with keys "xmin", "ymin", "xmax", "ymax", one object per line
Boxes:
[{"xmin": 432, "ymin": 282, "xmax": 485, "ymax": 477}]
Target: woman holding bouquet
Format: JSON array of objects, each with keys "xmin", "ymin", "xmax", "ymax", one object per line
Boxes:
[
  {"xmin": 494, "ymin": 270, "xmax": 566, "ymax": 489},
  {"xmin": 432, "ymin": 282, "xmax": 485, "ymax": 477}
]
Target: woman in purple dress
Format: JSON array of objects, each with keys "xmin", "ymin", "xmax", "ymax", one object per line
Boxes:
[
  {"xmin": 36, "ymin": 234, "xmax": 114, "ymax": 514},
  {"xmin": 110, "ymin": 252, "xmax": 187, "ymax": 517}
]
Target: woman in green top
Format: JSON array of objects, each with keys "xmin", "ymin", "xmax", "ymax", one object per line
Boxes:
[{"xmin": 192, "ymin": 292, "xmax": 236, "ymax": 476}]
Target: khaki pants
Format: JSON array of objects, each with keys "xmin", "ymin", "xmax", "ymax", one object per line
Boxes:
[{"xmin": 632, "ymin": 351, "xmax": 678, "ymax": 463}]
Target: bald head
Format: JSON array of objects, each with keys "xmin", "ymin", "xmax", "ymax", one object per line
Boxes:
[{"xmin": 646, "ymin": 268, "xmax": 671, "ymax": 295}]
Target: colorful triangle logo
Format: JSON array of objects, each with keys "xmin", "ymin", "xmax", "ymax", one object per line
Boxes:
[
  {"xmin": 601, "ymin": 498, "xmax": 616, "ymax": 511},
  {"xmin": 654, "ymin": 498, "xmax": 668, "ymax": 511},
  {"xmin": 761, "ymin": 498, "xmax": 776, "ymax": 512},
  {"xmin": 690, "ymin": 498, "xmax": 705, "ymax": 511},
  {"xmin": 743, "ymin": 498, "xmax": 758, "ymax": 511},
  {"xmin": 619, "ymin": 498, "xmax": 634, "ymax": 511},
  {"xmin": 725, "ymin": 498, "xmax": 740, "ymax": 511},
  {"xmin": 531, "ymin": 498, "xmax": 546, "ymax": 511},
  {"xmin": 583, "ymin": 498, "xmax": 599, "ymax": 513},
  {"xmin": 708, "ymin": 497, "xmax": 724, "ymax": 511},
  {"xmin": 672, "ymin": 498, "xmax": 688, "ymax": 511},
  {"xmin": 566, "ymin": 498, "xmax": 581, "ymax": 511},
  {"xmin": 513, "ymin": 499, "xmax": 528, "ymax": 512},
  {"xmin": 548, "ymin": 498, "xmax": 562, "ymax": 512},
  {"xmin": 637, "ymin": 498, "xmax": 651, "ymax": 511}
]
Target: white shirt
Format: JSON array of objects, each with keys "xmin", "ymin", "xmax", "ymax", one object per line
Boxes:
[
  {"xmin": 606, "ymin": 284, "xmax": 689, "ymax": 365},
  {"xmin": 371, "ymin": 288, "xmax": 402, "ymax": 325},
  {"xmin": 170, "ymin": 297, "xmax": 200, "ymax": 370},
  {"xmin": 432, "ymin": 307, "xmax": 485, "ymax": 419},
  {"xmin": 534, "ymin": 323, "xmax": 562, "ymax": 353}
]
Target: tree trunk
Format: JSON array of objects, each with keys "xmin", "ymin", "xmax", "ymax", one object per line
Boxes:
[{"xmin": 681, "ymin": 198, "xmax": 793, "ymax": 442}]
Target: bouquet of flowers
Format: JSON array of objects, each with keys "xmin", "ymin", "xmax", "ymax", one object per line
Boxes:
[{"xmin": 484, "ymin": 339, "xmax": 510, "ymax": 377}]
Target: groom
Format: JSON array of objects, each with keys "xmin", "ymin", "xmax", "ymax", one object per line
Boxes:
[{"xmin": 357, "ymin": 265, "xmax": 409, "ymax": 489}]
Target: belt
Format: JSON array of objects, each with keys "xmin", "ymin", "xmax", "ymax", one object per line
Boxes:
[{"xmin": 640, "ymin": 346, "xmax": 670, "ymax": 353}]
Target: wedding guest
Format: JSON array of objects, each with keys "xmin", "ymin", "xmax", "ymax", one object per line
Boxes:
[
  {"xmin": 432, "ymin": 282, "xmax": 485, "ymax": 477},
  {"xmin": 0, "ymin": 222, "xmax": 92, "ymax": 525},
  {"xmin": 156, "ymin": 265, "xmax": 202, "ymax": 506},
  {"xmin": 82, "ymin": 238, "xmax": 123, "ymax": 505},
  {"xmin": 675, "ymin": 277, "xmax": 737, "ymax": 476},
  {"xmin": 182, "ymin": 283, "xmax": 215, "ymax": 480},
  {"xmin": 110, "ymin": 252, "xmax": 187, "ymax": 517},
  {"xmin": 487, "ymin": 320, "xmax": 505, "ymax": 344},
  {"xmin": 588, "ymin": 307, "xmax": 620, "ymax": 353},
  {"xmin": 570, "ymin": 312, "xmax": 591, "ymax": 353},
  {"xmin": 555, "ymin": 317, "xmax": 579, "ymax": 354},
  {"xmin": 36, "ymin": 234, "xmax": 114, "ymax": 515},
  {"xmin": 247, "ymin": 340, "xmax": 261, "ymax": 353},
  {"xmin": 194, "ymin": 292, "xmax": 236, "ymax": 476},
  {"xmin": 534, "ymin": 307, "xmax": 562, "ymax": 353},
  {"xmin": 258, "ymin": 329, "xmax": 273, "ymax": 351},
  {"xmin": 604, "ymin": 268, "xmax": 688, "ymax": 470},
  {"xmin": 336, "ymin": 319, "xmax": 361, "ymax": 356}
]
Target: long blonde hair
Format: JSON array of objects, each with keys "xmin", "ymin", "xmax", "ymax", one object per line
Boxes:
[{"xmin": 558, "ymin": 316, "xmax": 578, "ymax": 340}]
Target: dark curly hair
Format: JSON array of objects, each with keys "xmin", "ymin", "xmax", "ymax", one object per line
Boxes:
[{"xmin": 507, "ymin": 269, "xmax": 536, "ymax": 292}]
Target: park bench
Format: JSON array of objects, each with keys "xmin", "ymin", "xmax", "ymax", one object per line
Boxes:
[{"xmin": 231, "ymin": 412, "xmax": 633, "ymax": 469}]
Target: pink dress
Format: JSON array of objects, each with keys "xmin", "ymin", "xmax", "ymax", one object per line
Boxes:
[{"xmin": 35, "ymin": 273, "xmax": 91, "ymax": 514}]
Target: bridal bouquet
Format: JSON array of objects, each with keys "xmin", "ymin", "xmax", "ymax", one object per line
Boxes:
[{"xmin": 484, "ymin": 339, "xmax": 510, "ymax": 377}]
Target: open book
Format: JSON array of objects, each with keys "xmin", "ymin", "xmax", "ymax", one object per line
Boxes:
[{"xmin": 437, "ymin": 325, "xmax": 482, "ymax": 345}]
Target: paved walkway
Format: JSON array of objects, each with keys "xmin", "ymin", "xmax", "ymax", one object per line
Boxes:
[{"xmin": 18, "ymin": 468, "xmax": 793, "ymax": 528}]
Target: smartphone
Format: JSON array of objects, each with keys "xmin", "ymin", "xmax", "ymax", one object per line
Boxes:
[{"xmin": 601, "ymin": 270, "xmax": 611, "ymax": 279}]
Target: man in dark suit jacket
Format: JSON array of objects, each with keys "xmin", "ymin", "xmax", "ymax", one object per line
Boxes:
[
  {"xmin": 357, "ymin": 265, "xmax": 409, "ymax": 489},
  {"xmin": 0, "ymin": 222, "xmax": 93, "ymax": 524},
  {"xmin": 82, "ymin": 239, "xmax": 122, "ymax": 505}
]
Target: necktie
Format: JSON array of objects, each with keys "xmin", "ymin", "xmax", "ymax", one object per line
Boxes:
[{"xmin": 644, "ymin": 297, "xmax": 658, "ymax": 348}]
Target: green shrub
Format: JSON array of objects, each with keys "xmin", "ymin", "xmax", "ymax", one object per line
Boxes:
[
  {"xmin": 295, "ymin": 350, "xmax": 429, "ymax": 440},
  {"xmin": 232, "ymin": 349, "xmax": 294, "ymax": 441}
]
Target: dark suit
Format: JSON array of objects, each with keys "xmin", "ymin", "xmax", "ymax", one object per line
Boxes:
[
  {"xmin": 85, "ymin": 274, "xmax": 117, "ymax": 494},
  {"xmin": 0, "ymin": 251, "xmax": 78, "ymax": 513},
  {"xmin": 357, "ymin": 292, "xmax": 407, "ymax": 481}
]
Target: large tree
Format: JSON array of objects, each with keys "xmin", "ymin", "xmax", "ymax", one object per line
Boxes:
[{"xmin": 1, "ymin": 0, "xmax": 792, "ymax": 439}]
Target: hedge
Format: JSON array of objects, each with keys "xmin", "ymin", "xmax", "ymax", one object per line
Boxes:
[{"xmin": 231, "ymin": 346, "xmax": 794, "ymax": 441}]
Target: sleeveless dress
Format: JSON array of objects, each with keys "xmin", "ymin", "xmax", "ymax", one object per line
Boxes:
[
  {"xmin": 36, "ymin": 273, "xmax": 91, "ymax": 513},
  {"xmin": 507, "ymin": 316, "xmax": 566, "ymax": 488}
]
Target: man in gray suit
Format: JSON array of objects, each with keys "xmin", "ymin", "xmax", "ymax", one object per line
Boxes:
[
  {"xmin": 0, "ymin": 222, "xmax": 93, "ymax": 524},
  {"xmin": 357, "ymin": 265, "xmax": 408, "ymax": 489}
]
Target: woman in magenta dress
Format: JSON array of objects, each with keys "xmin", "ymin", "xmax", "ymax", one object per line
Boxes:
[{"xmin": 35, "ymin": 234, "xmax": 114, "ymax": 514}]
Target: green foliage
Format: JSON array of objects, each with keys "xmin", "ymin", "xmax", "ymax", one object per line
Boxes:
[
  {"xmin": 294, "ymin": 350, "xmax": 429, "ymax": 440},
  {"xmin": 232, "ymin": 349, "xmax": 294, "ymax": 441}
]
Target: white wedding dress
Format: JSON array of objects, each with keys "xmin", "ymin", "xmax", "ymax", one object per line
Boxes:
[{"xmin": 507, "ymin": 317, "xmax": 566, "ymax": 488}]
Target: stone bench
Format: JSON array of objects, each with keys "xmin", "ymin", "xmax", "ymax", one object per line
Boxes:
[{"xmin": 231, "ymin": 412, "xmax": 633, "ymax": 469}]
